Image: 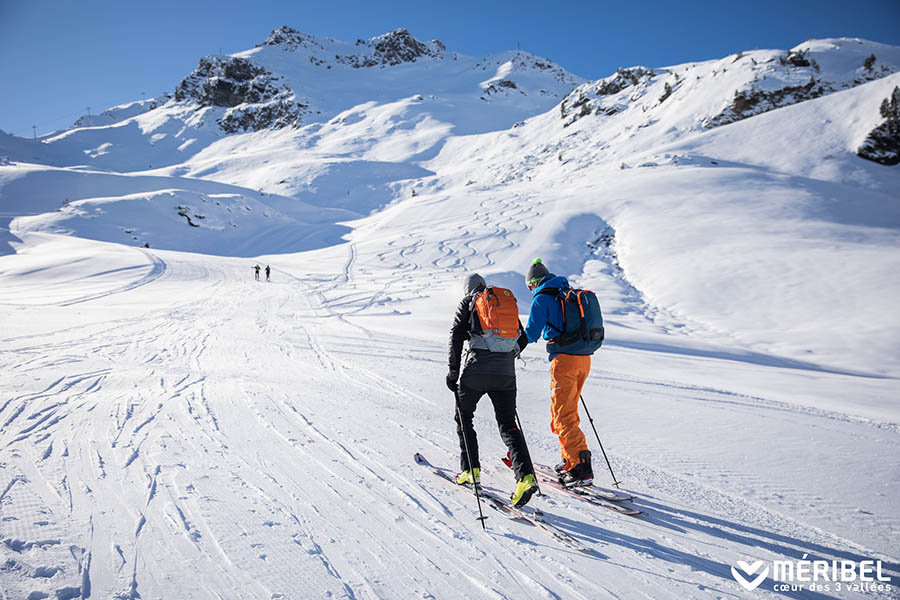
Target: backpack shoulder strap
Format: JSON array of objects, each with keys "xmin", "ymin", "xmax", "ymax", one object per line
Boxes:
[{"xmin": 468, "ymin": 290, "xmax": 483, "ymax": 334}]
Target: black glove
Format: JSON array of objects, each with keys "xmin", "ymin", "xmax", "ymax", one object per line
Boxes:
[{"xmin": 446, "ymin": 371, "xmax": 459, "ymax": 392}]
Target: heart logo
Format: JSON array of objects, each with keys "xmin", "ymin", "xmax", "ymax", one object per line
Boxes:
[{"xmin": 731, "ymin": 560, "xmax": 769, "ymax": 591}]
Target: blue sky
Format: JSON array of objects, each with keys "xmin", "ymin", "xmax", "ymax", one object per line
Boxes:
[{"xmin": 2, "ymin": 0, "xmax": 899, "ymax": 137}]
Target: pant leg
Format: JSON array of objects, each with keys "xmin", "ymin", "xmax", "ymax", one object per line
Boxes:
[
  {"xmin": 549, "ymin": 354, "xmax": 591, "ymax": 469},
  {"xmin": 454, "ymin": 382, "xmax": 482, "ymax": 472},
  {"xmin": 485, "ymin": 377, "xmax": 534, "ymax": 481}
]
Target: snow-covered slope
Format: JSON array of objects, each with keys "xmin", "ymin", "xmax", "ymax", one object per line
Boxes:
[{"xmin": 1, "ymin": 30, "xmax": 899, "ymax": 600}]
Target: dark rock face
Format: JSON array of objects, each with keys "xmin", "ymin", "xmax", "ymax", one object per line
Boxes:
[
  {"xmin": 780, "ymin": 49, "xmax": 812, "ymax": 68},
  {"xmin": 261, "ymin": 26, "xmax": 444, "ymax": 69},
  {"xmin": 261, "ymin": 26, "xmax": 317, "ymax": 50},
  {"xmin": 175, "ymin": 56, "xmax": 307, "ymax": 132},
  {"xmin": 220, "ymin": 101, "xmax": 308, "ymax": 133},
  {"xmin": 372, "ymin": 28, "xmax": 437, "ymax": 65},
  {"xmin": 706, "ymin": 49, "xmax": 896, "ymax": 130},
  {"xmin": 560, "ymin": 67, "xmax": 654, "ymax": 126},
  {"xmin": 704, "ymin": 77, "xmax": 833, "ymax": 128},
  {"xmin": 175, "ymin": 57, "xmax": 274, "ymax": 107},
  {"xmin": 594, "ymin": 67, "xmax": 654, "ymax": 96},
  {"xmin": 481, "ymin": 79, "xmax": 521, "ymax": 100},
  {"xmin": 858, "ymin": 86, "xmax": 900, "ymax": 166},
  {"xmin": 341, "ymin": 28, "xmax": 444, "ymax": 68}
]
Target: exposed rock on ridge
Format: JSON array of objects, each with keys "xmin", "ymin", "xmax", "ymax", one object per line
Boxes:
[
  {"xmin": 858, "ymin": 86, "xmax": 900, "ymax": 165},
  {"xmin": 560, "ymin": 67, "xmax": 655, "ymax": 126},
  {"xmin": 175, "ymin": 55, "xmax": 308, "ymax": 132},
  {"xmin": 262, "ymin": 26, "xmax": 445, "ymax": 68}
]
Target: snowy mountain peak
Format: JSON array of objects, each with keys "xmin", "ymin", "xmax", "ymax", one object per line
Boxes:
[
  {"xmin": 260, "ymin": 25, "xmax": 320, "ymax": 50},
  {"xmin": 258, "ymin": 25, "xmax": 446, "ymax": 68},
  {"xmin": 362, "ymin": 28, "xmax": 446, "ymax": 67}
]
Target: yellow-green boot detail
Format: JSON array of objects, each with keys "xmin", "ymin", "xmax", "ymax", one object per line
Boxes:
[
  {"xmin": 455, "ymin": 468, "xmax": 480, "ymax": 485},
  {"xmin": 511, "ymin": 473, "xmax": 538, "ymax": 507}
]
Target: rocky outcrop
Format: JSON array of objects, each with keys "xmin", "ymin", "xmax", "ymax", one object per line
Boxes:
[
  {"xmin": 779, "ymin": 48, "xmax": 814, "ymax": 68},
  {"xmin": 858, "ymin": 86, "xmax": 900, "ymax": 165},
  {"xmin": 560, "ymin": 42, "xmax": 899, "ymax": 133},
  {"xmin": 481, "ymin": 79, "xmax": 519, "ymax": 100},
  {"xmin": 262, "ymin": 26, "xmax": 444, "ymax": 69},
  {"xmin": 220, "ymin": 101, "xmax": 308, "ymax": 133},
  {"xmin": 372, "ymin": 28, "xmax": 443, "ymax": 65},
  {"xmin": 260, "ymin": 26, "xmax": 325, "ymax": 51},
  {"xmin": 340, "ymin": 28, "xmax": 445, "ymax": 68},
  {"xmin": 704, "ymin": 77, "xmax": 833, "ymax": 128},
  {"xmin": 560, "ymin": 67, "xmax": 655, "ymax": 126},
  {"xmin": 705, "ymin": 48, "xmax": 896, "ymax": 129},
  {"xmin": 175, "ymin": 56, "xmax": 308, "ymax": 132},
  {"xmin": 176, "ymin": 57, "xmax": 281, "ymax": 107}
]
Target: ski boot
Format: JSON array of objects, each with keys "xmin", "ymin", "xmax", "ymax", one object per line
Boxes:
[
  {"xmin": 455, "ymin": 468, "xmax": 480, "ymax": 486},
  {"xmin": 558, "ymin": 450, "xmax": 593, "ymax": 488},
  {"xmin": 511, "ymin": 473, "xmax": 538, "ymax": 507}
]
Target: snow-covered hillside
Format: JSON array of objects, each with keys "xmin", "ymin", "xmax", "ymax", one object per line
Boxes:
[{"xmin": 1, "ymin": 29, "xmax": 899, "ymax": 600}]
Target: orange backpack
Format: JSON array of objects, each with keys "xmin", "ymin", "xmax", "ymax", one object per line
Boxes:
[{"xmin": 469, "ymin": 287, "xmax": 522, "ymax": 352}]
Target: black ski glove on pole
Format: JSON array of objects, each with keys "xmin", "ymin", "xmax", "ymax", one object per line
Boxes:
[{"xmin": 446, "ymin": 370, "xmax": 459, "ymax": 392}]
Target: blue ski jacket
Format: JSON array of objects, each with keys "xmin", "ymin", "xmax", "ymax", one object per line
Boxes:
[{"xmin": 525, "ymin": 274, "xmax": 570, "ymax": 360}]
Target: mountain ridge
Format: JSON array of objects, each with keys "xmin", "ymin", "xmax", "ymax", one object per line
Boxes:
[{"xmin": 1, "ymin": 30, "xmax": 898, "ymax": 375}]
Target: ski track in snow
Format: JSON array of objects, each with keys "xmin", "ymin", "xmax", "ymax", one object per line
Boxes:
[{"xmin": 1, "ymin": 245, "xmax": 897, "ymax": 600}]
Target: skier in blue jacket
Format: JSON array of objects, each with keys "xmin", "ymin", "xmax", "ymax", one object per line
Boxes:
[{"xmin": 524, "ymin": 258, "xmax": 594, "ymax": 486}]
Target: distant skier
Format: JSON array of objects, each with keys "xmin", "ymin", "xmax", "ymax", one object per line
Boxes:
[
  {"xmin": 524, "ymin": 258, "xmax": 595, "ymax": 487},
  {"xmin": 265, "ymin": 265, "xmax": 271, "ymax": 281},
  {"xmin": 253, "ymin": 264, "xmax": 260, "ymax": 281},
  {"xmin": 447, "ymin": 273, "xmax": 538, "ymax": 507}
]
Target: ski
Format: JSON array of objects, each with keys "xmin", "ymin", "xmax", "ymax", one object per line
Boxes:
[
  {"xmin": 414, "ymin": 453, "xmax": 591, "ymax": 553},
  {"xmin": 533, "ymin": 463, "xmax": 635, "ymax": 502},
  {"xmin": 503, "ymin": 458, "xmax": 643, "ymax": 516}
]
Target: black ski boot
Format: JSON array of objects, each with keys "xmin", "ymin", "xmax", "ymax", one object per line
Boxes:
[{"xmin": 559, "ymin": 450, "xmax": 593, "ymax": 487}]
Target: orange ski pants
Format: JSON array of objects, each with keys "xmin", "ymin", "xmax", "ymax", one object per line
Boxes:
[{"xmin": 549, "ymin": 354, "xmax": 591, "ymax": 470}]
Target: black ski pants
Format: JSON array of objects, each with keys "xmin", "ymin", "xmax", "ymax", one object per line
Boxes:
[{"xmin": 454, "ymin": 372, "xmax": 534, "ymax": 481}]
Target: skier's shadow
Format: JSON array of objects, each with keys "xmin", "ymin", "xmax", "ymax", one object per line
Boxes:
[
  {"xmin": 637, "ymin": 495, "xmax": 900, "ymax": 580},
  {"xmin": 537, "ymin": 498, "xmax": 899, "ymax": 600},
  {"xmin": 488, "ymin": 525, "xmax": 611, "ymax": 561}
]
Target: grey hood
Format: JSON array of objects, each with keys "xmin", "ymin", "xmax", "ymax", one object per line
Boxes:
[{"xmin": 463, "ymin": 273, "xmax": 486, "ymax": 295}]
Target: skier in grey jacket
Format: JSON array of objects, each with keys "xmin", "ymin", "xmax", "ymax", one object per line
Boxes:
[{"xmin": 446, "ymin": 273, "xmax": 538, "ymax": 506}]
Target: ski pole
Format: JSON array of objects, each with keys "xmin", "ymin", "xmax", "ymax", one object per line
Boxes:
[
  {"xmin": 580, "ymin": 394, "xmax": 622, "ymax": 488},
  {"xmin": 455, "ymin": 390, "xmax": 487, "ymax": 529},
  {"xmin": 513, "ymin": 409, "xmax": 542, "ymax": 497}
]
